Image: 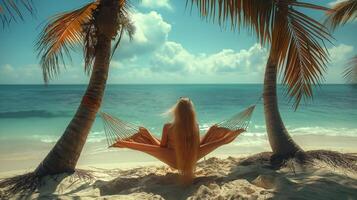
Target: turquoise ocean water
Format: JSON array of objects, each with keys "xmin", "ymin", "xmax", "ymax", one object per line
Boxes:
[{"xmin": 0, "ymin": 84, "xmax": 356, "ymax": 146}]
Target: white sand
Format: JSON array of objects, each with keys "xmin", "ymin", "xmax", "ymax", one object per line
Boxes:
[
  {"xmin": 1, "ymin": 154, "xmax": 357, "ymax": 199},
  {"xmin": 1, "ymin": 134, "xmax": 357, "ymax": 199}
]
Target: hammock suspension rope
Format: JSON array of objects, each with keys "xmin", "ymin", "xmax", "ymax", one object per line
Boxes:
[{"xmin": 100, "ymin": 101, "xmax": 260, "ymax": 148}]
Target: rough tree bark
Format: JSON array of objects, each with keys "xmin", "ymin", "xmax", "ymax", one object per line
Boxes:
[{"xmin": 263, "ymin": 53, "xmax": 303, "ymax": 159}]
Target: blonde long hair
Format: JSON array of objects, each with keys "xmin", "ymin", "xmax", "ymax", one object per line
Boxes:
[{"xmin": 170, "ymin": 97, "xmax": 200, "ymax": 185}]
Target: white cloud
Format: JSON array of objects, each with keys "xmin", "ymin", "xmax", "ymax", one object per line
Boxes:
[
  {"xmin": 325, "ymin": 44, "xmax": 354, "ymax": 83},
  {"xmin": 0, "ymin": 64, "xmax": 38, "ymax": 83},
  {"xmin": 328, "ymin": 0, "xmax": 347, "ymax": 7},
  {"xmin": 329, "ymin": 44, "xmax": 354, "ymax": 63},
  {"xmin": 149, "ymin": 42, "xmax": 267, "ymax": 75},
  {"xmin": 108, "ymin": 40, "xmax": 268, "ymax": 84},
  {"xmin": 111, "ymin": 41, "xmax": 356, "ymax": 84},
  {"xmin": 0, "ymin": 64, "xmax": 15, "ymax": 75},
  {"xmin": 0, "ymin": 64, "xmax": 90, "ymax": 84},
  {"xmin": 141, "ymin": 0, "xmax": 172, "ymax": 10},
  {"xmin": 115, "ymin": 11, "xmax": 171, "ymax": 59}
]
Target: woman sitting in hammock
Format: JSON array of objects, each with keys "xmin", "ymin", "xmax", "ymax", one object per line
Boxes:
[{"xmin": 110, "ymin": 97, "xmax": 245, "ymax": 184}]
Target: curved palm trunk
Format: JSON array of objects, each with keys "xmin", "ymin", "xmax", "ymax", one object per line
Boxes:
[
  {"xmin": 33, "ymin": 0, "xmax": 120, "ymax": 177},
  {"xmin": 35, "ymin": 35, "xmax": 111, "ymax": 176},
  {"xmin": 263, "ymin": 53, "xmax": 303, "ymax": 158}
]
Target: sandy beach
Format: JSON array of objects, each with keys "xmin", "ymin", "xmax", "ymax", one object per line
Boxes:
[
  {"xmin": 1, "ymin": 134, "xmax": 357, "ymax": 200},
  {"xmin": 1, "ymin": 153, "xmax": 356, "ymax": 199}
]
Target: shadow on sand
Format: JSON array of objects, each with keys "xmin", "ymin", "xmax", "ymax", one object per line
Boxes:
[
  {"xmin": 91, "ymin": 152, "xmax": 357, "ymax": 200},
  {"xmin": 94, "ymin": 172, "xmax": 222, "ymax": 200},
  {"xmin": 1, "ymin": 151, "xmax": 356, "ymax": 199}
]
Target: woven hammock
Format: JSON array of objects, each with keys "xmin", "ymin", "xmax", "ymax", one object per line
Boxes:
[{"xmin": 100, "ymin": 105, "xmax": 256, "ymax": 148}]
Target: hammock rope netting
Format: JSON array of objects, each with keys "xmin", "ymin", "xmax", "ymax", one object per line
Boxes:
[{"xmin": 100, "ymin": 105, "xmax": 256, "ymax": 147}]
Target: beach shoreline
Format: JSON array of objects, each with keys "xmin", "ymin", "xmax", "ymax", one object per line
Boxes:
[{"xmin": 1, "ymin": 133, "xmax": 357, "ymax": 173}]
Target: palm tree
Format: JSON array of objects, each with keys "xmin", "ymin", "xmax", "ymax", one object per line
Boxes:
[
  {"xmin": 0, "ymin": 0, "xmax": 34, "ymax": 28},
  {"xmin": 326, "ymin": 0, "xmax": 357, "ymax": 83},
  {"xmin": 34, "ymin": 0, "xmax": 134, "ymax": 176},
  {"xmin": 189, "ymin": 0, "xmax": 332, "ymax": 159},
  {"xmin": 0, "ymin": 0, "xmax": 134, "ymax": 195},
  {"xmin": 4, "ymin": 0, "xmax": 133, "ymax": 178}
]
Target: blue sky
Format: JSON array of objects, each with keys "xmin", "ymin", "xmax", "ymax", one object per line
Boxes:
[{"xmin": 0, "ymin": 0, "xmax": 356, "ymax": 84}]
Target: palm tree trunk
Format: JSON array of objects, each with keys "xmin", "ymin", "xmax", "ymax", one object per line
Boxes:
[
  {"xmin": 35, "ymin": 34, "xmax": 111, "ymax": 176},
  {"xmin": 33, "ymin": 0, "xmax": 120, "ymax": 177},
  {"xmin": 263, "ymin": 53, "xmax": 303, "ymax": 158}
]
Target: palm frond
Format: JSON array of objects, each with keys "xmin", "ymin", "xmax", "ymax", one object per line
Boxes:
[
  {"xmin": 36, "ymin": 1, "xmax": 99, "ymax": 83},
  {"xmin": 325, "ymin": 0, "xmax": 357, "ymax": 83},
  {"xmin": 326, "ymin": 0, "xmax": 357, "ymax": 29},
  {"xmin": 343, "ymin": 55, "xmax": 357, "ymax": 84},
  {"xmin": 275, "ymin": 5, "xmax": 332, "ymax": 109},
  {"xmin": 111, "ymin": 7, "xmax": 135, "ymax": 59},
  {"xmin": 188, "ymin": 0, "xmax": 275, "ymax": 45},
  {"xmin": 0, "ymin": 0, "xmax": 34, "ymax": 28},
  {"xmin": 189, "ymin": 0, "xmax": 332, "ymax": 108}
]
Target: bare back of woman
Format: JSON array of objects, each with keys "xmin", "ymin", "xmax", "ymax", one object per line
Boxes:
[{"xmin": 113, "ymin": 97, "xmax": 244, "ymax": 185}]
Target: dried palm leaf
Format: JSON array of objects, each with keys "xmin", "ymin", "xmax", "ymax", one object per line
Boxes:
[
  {"xmin": 275, "ymin": 4, "xmax": 332, "ymax": 109},
  {"xmin": 343, "ymin": 55, "xmax": 357, "ymax": 84},
  {"xmin": 0, "ymin": 0, "xmax": 34, "ymax": 28},
  {"xmin": 37, "ymin": 0, "xmax": 134, "ymax": 82},
  {"xmin": 188, "ymin": 0, "xmax": 332, "ymax": 109},
  {"xmin": 36, "ymin": 1, "xmax": 99, "ymax": 82},
  {"xmin": 326, "ymin": 0, "xmax": 357, "ymax": 83},
  {"xmin": 326, "ymin": 0, "xmax": 357, "ymax": 29}
]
